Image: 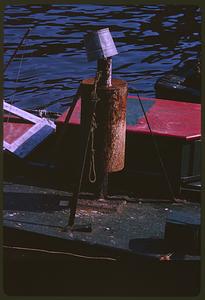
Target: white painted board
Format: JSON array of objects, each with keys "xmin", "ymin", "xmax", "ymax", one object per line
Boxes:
[{"xmin": 3, "ymin": 101, "xmax": 56, "ymax": 158}]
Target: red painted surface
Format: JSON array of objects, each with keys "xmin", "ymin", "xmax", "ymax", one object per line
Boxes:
[
  {"xmin": 127, "ymin": 96, "xmax": 201, "ymax": 140},
  {"xmin": 3, "ymin": 96, "xmax": 201, "ymax": 144},
  {"xmin": 57, "ymin": 100, "xmax": 81, "ymax": 125},
  {"xmin": 56, "ymin": 96, "xmax": 201, "ymax": 141},
  {"xmin": 4, "ymin": 122, "xmax": 33, "ymax": 144}
]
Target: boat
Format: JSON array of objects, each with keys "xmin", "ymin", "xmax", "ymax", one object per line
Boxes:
[
  {"xmin": 3, "ymin": 93, "xmax": 201, "ymax": 296},
  {"xmin": 155, "ymin": 58, "xmax": 201, "ymax": 103},
  {"xmin": 3, "ymin": 25, "xmax": 201, "ymax": 296},
  {"xmin": 4, "ymin": 94, "xmax": 201, "ymax": 200}
]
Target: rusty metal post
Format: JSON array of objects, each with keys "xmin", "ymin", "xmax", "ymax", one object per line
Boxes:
[
  {"xmin": 97, "ymin": 57, "xmax": 112, "ymax": 87},
  {"xmin": 80, "ymin": 28, "xmax": 127, "ymax": 200},
  {"xmin": 67, "ymin": 28, "xmax": 126, "ymax": 228},
  {"xmin": 80, "ymin": 78, "xmax": 128, "ymax": 199},
  {"xmin": 94, "ymin": 56, "xmax": 111, "ymax": 199}
]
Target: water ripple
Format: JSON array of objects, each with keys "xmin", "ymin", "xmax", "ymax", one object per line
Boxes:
[{"xmin": 4, "ymin": 4, "xmax": 201, "ymax": 112}]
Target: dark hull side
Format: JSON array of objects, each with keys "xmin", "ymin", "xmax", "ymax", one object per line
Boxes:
[{"xmin": 3, "ymin": 226, "xmax": 200, "ymax": 297}]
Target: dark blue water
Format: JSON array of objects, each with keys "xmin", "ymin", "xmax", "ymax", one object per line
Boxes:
[{"xmin": 4, "ymin": 4, "xmax": 201, "ymax": 113}]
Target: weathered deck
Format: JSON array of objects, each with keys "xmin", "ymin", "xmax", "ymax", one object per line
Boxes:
[
  {"xmin": 3, "ymin": 182, "xmax": 200, "ymax": 296},
  {"xmin": 3, "ymin": 182, "xmax": 200, "ymax": 251},
  {"xmin": 3, "ymin": 95, "xmax": 201, "ymax": 296}
]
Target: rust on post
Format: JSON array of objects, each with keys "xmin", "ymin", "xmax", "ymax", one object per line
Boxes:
[
  {"xmin": 97, "ymin": 58, "xmax": 112, "ymax": 87},
  {"xmin": 67, "ymin": 29, "xmax": 123, "ymax": 225},
  {"xmin": 80, "ymin": 78, "xmax": 128, "ymax": 177}
]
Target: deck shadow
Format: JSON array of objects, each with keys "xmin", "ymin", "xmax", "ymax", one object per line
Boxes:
[{"xmin": 3, "ymin": 191, "xmax": 70, "ymax": 212}]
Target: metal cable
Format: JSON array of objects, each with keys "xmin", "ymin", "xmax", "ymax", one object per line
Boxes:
[
  {"xmin": 5, "ymin": 27, "xmax": 32, "ymax": 124},
  {"xmin": 4, "ymin": 27, "xmax": 32, "ymax": 73},
  {"xmin": 136, "ymin": 92, "xmax": 176, "ymax": 201},
  {"xmin": 67, "ymin": 72, "xmax": 102, "ymax": 227}
]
